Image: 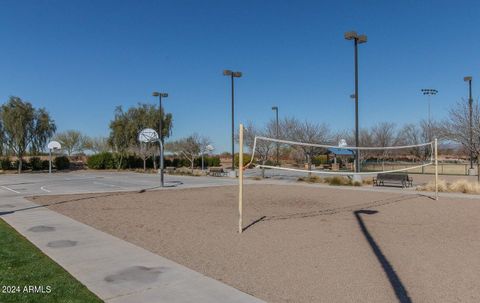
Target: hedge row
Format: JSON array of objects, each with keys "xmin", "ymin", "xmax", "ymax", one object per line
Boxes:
[
  {"xmin": 86, "ymin": 152, "xmax": 221, "ymax": 170},
  {"xmin": 0, "ymin": 156, "xmax": 70, "ymax": 171}
]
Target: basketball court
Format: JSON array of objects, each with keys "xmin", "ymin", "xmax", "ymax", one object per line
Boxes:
[{"xmin": 0, "ymin": 171, "xmax": 239, "ymax": 197}]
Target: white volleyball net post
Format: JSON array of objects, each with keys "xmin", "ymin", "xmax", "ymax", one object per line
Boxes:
[
  {"xmin": 435, "ymin": 138, "xmax": 438, "ymax": 200},
  {"xmin": 238, "ymin": 123, "xmax": 244, "ymax": 234}
]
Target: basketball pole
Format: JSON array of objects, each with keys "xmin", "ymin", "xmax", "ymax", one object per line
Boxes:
[
  {"xmin": 435, "ymin": 138, "xmax": 438, "ymax": 200},
  {"xmin": 238, "ymin": 123, "xmax": 244, "ymax": 234},
  {"xmin": 49, "ymin": 148, "xmax": 52, "ymax": 174}
]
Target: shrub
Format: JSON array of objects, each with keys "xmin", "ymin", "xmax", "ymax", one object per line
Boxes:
[
  {"xmin": 165, "ymin": 158, "xmax": 183, "ymax": 167},
  {"xmin": 15, "ymin": 159, "xmax": 30, "ymax": 171},
  {"xmin": 125, "ymin": 155, "xmax": 143, "ymax": 169},
  {"xmin": 180, "ymin": 158, "xmax": 191, "ymax": 167},
  {"xmin": 145, "ymin": 157, "xmax": 155, "ymax": 168},
  {"xmin": 87, "ymin": 152, "xmax": 115, "ymax": 169},
  {"xmin": 112, "ymin": 153, "xmax": 127, "ymax": 169},
  {"xmin": 172, "ymin": 158, "xmax": 181, "ymax": 167},
  {"xmin": 325, "ymin": 176, "xmax": 344, "ymax": 186},
  {"xmin": 54, "ymin": 156, "xmax": 70, "ymax": 170},
  {"xmin": 194, "ymin": 156, "xmax": 221, "ymax": 168},
  {"xmin": 297, "ymin": 176, "xmax": 323, "ymax": 183},
  {"xmin": 264, "ymin": 159, "xmax": 275, "ymax": 166},
  {"xmin": 41, "ymin": 160, "xmax": 50, "ymax": 170},
  {"xmin": 234, "ymin": 154, "xmax": 252, "ymax": 168},
  {"xmin": 297, "ymin": 175, "xmax": 363, "ymax": 187},
  {"xmin": 168, "ymin": 167, "xmax": 206, "ymax": 176},
  {"xmin": 0, "ymin": 157, "xmax": 12, "ymax": 170},
  {"xmin": 29, "ymin": 157, "xmax": 44, "ymax": 171},
  {"xmin": 312, "ymin": 155, "xmax": 328, "ymax": 165},
  {"xmin": 208, "ymin": 156, "xmax": 221, "ymax": 167},
  {"xmin": 324, "ymin": 176, "xmax": 355, "ymax": 186},
  {"xmin": 175, "ymin": 166, "xmax": 194, "ymax": 175}
]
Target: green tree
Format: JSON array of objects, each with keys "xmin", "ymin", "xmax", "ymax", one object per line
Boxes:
[
  {"xmin": 108, "ymin": 103, "xmax": 172, "ymax": 170},
  {"xmin": 0, "ymin": 97, "xmax": 56, "ymax": 173},
  {"xmin": 0, "ymin": 120, "xmax": 4, "ymax": 156}
]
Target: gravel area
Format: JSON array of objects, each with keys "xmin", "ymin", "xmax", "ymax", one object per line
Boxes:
[{"xmin": 29, "ymin": 184, "xmax": 480, "ymax": 303}]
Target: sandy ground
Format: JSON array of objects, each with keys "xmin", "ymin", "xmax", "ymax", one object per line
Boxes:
[{"xmin": 29, "ymin": 185, "xmax": 480, "ymax": 303}]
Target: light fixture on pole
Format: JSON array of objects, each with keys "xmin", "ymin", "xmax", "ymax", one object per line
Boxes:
[
  {"xmin": 421, "ymin": 88, "xmax": 438, "ymax": 141},
  {"xmin": 464, "ymin": 76, "xmax": 474, "ymax": 174},
  {"xmin": 420, "ymin": 88, "xmax": 438, "ymax": 123},
  {"xmin": 271, "ymin": 106, "xmax": 279, "ymax": 165},
  {"xmin": 152, "ymin": 91, "xmax": 169, "ymax": 187},
  {"xmin": 223, "ymin": 69, "xmax": 242, "ymax": 172},
  {"xmin": 344, "ymin": 31, "xmax": 367, "ymax": 173}
]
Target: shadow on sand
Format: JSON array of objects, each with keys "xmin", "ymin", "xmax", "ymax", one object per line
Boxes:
[
  {"xmin": 0, "ymin": 179, "xmax": 187, "ymax": 217},
  {"xmin": 241, "ymin": 194, "xmax": 419, "ymax": 232},
  {"xmin": 0, "ymin": 190, "xmax": 152, "ymax": 217},
  {"xmin": 354, "ymin": 209, "xmax": 412, "ymax": 303}
]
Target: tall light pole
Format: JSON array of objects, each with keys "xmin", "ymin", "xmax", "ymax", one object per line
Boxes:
[
  {"xmin": 464, "ymin": 76, "xmax": 474, "ymax": 172},
  {"xmin": 153, "ymin": 91, "xmax": 168, "ymax": 187},
  {"xmin": 223, "ymin": 70, "xmax": 242, "ymax": 171},
  {"xmin": 421, "ymin": 88, "xmax": 438, "ymax": 141},
  {"xmin": 272, "ymin": 106, "xmax": 279, "ymax": 165},
  {"xmin": 345, "ymin": 31, "xmax": 367, "ymax": 173}
]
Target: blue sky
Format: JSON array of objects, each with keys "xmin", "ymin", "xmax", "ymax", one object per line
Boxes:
[{"xmin": 1, "ymin": 1, "xmax": 479, "ymax": 152}]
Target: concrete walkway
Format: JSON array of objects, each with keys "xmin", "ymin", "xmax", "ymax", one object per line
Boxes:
[{"xmin": 0, "ymin": 196, "xmax": 264, "ymax": 303}]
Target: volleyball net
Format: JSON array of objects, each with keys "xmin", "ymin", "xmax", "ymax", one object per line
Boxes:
[
  {"xmin": 237, "ymin": 124, "xmax": 439, "ymax": 233},
  {"xmin": 245, "ymin": 136, "xmax": 435, "ymax": 176}
]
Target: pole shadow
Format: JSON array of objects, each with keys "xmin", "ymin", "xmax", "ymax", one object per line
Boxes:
[
  {"xmin": 242, "ymin": 216, "xmax": 267, "ymax": 232},
  {"xmin": 0, "ymin": 191, "xmax": 136, "ymax": 217},
  {"xmin": 138, "ymin": 181, "xmax": 184, "ymax": 192},
  {"xmin": 354, "ymin": 210, "xmax": 412, "ymax": 303},
  {"xmin": 240, "ymin": 194, "xmax": 419, "ymax": 232}
]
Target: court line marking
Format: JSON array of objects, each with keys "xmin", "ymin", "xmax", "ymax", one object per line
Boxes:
[
  {"xmin": 40, "ymin": 186, "xmax": 51, "ymax": 193},
  {"xmin": 93, "ymin": 181, "xmax": 123, "ymax": 188},
  {"xmin": 1, "ymin": 186, "xmax": 21, "ymax": 194}
]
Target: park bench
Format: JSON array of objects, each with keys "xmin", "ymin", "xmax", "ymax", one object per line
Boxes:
[
  {"xmin": 208, "ymin": 167, "xmax": 228, "ymax": 177},
  {"xmin": 373, "ymin": 173, "xmax": 413, "ymax": 188}
]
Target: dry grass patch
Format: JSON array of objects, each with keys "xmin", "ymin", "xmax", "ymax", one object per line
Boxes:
[
  {"xmin": 297, "ymin": 175, "xmax": 362, "ymax": 186},
  {"xmin": 417, "ymin": 179, "xmax": 480, "ymax": 194},
  {"xmin": 297, "ymin": 175, "xmax": 323, "ymax": 183},
  {"xmin": 362, "ymin": 178, "xmax": 374, "ymax": 185}
]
